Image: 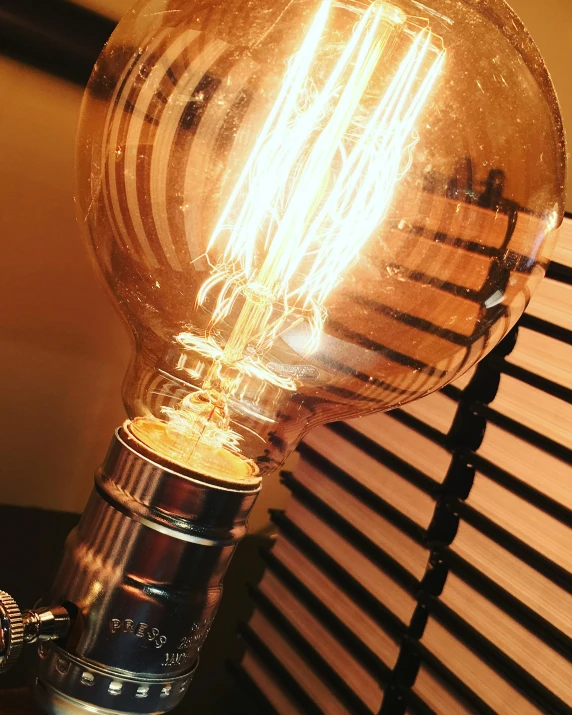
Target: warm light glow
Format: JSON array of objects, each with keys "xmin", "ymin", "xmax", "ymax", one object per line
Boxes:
[
  {"xmin": 163, "ymin": 0, "xmax": 445, "ymax": 465},
  {"xmin": 77, "ymin": 0, "xmax": 566, "ymax": 483},
  {"xmin": 200, "ymin": 2, "xmax": 444, "ymax": 357}
]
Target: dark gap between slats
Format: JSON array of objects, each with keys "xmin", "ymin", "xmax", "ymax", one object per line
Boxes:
[
  {"xmin": 239, "ymin": 624, "xmax": 325, "ymax": 715},
  {"xmin": 345, "ymin": 292, "xmax": 475, "ymax": 347},
  {"xmin": 546, "ymin": 262, "xmax": 572, "ymax": 285},
  {"xmin": 413, "ymin": 643, "xmax": 497, "ymax": 715},
  {"xmin": 227, "ymin": 661, "xmax": 280, "ymax": 715},
  {"xmin": 270, "ymin": 510, "xmax": 408, "ymax": 640},
  {"xmin": 397, "ymin": 656, "xmax": 485, "ymax": 715},
  {"xmin": 475, "ymin": 403, "xmax": 572, "ymax": 465},
  {"xmin": 437, "ymin": 545, "xmax": 572, "ymax": 660},
  {"xmin": 327, "ymin": 319, "xmax": 447, "ymax": 377},
  {"xmin": 397, "ymin": 687, "xmax": 439, "ymax": 715},
  {"xmin": 497, "ymin": 360, "xmax": 572, "ymax": 404},
  {"xmin": 520, "ymin": 314, "xmax": 572, "ymax": 345},
  {"xmin": 441, "ymin": 384, "xmax": 464, "ymax": 402},
  {"xmin": 285, "ymin": 459, "xmax": 430, "ymax": 550},
  {"xmin": 424, "ymin": 597, "xmax": 572, "ymax": 715},
  {"xmin": 282, "ymin": 471, "xmax": 425, "ymax": 586},
  {"xmin": 505, "ymin": 250, "xmax": 542, "ymax": 274},
  {"xmin": 317, "ymin": 355, "xmax": 419, "ymax": 398},
  {"xmin": 471, "ymin": 452, "xmax": 572, "ymax": 526},
  {"xmin": 455, "ymin": 503, "xmax": 572, "ymax": 592},
  {"xmin": 328, "ymin": 422, "xmax": 439, "ymax": 496},
  {"xmin": 298, "ymin": 440, "xmax": 437, "ymax": 522},
  {"xmin": 263, "ymin": 550, "xmax": 393, "ymax": 684},
  {"xmin": 249, "ymin": 586, "xmax": 373, "ymax": 715},
  {"xmin": 385, "ymin": 410, "xmax": 449, "ymax": 448},
  {"xmin": 407, "ymin": 225, "xmax": 530, "ymax": 268},
  {"xmin": 382, "ymin": 265, "xmax": 483, "ymax": 301},
  {"xmin": 405, "ymin": 669, "xmax": 482, "ymax": 715}
]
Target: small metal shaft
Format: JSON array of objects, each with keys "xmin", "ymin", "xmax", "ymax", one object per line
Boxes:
[
  {"xmin": 0, "ymin": 594, "xmax": 70, "ymax": 673},
  {"xmin": 23, "ymin": 607, "xmax": 71, "ymax": 644}
]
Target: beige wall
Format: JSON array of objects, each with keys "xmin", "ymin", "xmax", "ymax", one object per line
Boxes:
[
  {"xmin": 0, "ymin": 1, "xmax": 569, "ymax": 519},
  {"xmin": 0, "ymin": 58, "xmax": 130, "ymax": 513},
  {"xmin": 0, "ymin": 57, "xmax": 290, "ymax": 524},
  {"xmin": 507, "ymin": 0, "xmax": 572, "ymax": 205}
]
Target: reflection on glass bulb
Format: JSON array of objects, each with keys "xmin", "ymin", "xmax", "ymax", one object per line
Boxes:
[{"xmin": 77, "ymin": 0, "xmax": 566, "ymax": 484}]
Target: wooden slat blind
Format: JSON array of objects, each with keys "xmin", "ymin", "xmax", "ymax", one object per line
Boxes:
[{"xmin": 236, "ymin": 214, "xmax": 572, "ymax": 715}]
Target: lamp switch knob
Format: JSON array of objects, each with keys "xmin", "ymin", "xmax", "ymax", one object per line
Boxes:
[{"xmin": 0, "ymin": 590, "xmax": 24, "ymax": 673}]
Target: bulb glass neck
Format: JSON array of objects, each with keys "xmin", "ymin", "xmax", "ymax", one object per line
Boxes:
[{"xmin": 127, "ymin": 418, "xmax": 261, "ymax": 487}]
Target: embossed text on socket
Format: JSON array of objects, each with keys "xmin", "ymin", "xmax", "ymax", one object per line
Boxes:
[{"xmin": 110, "ymin": 619, "xmax": 167, "ymax": 648}]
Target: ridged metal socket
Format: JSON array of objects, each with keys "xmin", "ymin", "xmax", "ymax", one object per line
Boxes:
[{"xmin": 31, "ymin": 423, "xmax": 260, "ymax": 715}]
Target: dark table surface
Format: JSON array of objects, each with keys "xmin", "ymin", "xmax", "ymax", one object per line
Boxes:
[{"xmin": 0, "ymin": 504, "xmax": 269, "ymax": 714}]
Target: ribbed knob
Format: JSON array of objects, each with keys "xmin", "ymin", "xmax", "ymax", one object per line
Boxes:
[{"xmin": 0, "ymin": 590, "xmax": 24, "ymax": 673}]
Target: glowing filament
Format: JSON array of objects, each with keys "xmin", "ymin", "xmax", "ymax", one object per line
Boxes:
[
  {"xmin": 167, "ymin": 0, "xmax": 445, "ymax": 461},
  {"xmin": 198, "ymin": 0, "xmax": 445, "ymax": 358}
]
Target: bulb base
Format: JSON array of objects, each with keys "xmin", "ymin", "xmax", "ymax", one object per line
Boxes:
[{"xmin": 31, "ymin": 425, "xmax": 260, "ymax": 715}]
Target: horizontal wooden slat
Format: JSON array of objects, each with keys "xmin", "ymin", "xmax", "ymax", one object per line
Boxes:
[
  {"xmin": 421, "ymin": 619, "xmax": 543, "ymax": 715},
  {"xmin": 526, "ymin": 278, "xmax": 572, "ymax": 331},
  {"xmin": 490, "ymin": 374, "xmax": 572, "ymax": 450},
  {"xmin": 477, "ymin": 423, "xmax": 572, "ymax": 510},
  {"xmin": 414, "ymin": 665, "xmax": 477, "ymax": 715},
  {"xmin": 466, "ymin": 473, "xmax": 572, "ymax": 574},
  {"xmin": 249, "ymin": 611, "xmax": 353, "ymax": 715},
  {"xmin": 241, "ymin": 652, "xmax": 304, "ymax": 715},
  {"xmin": 503, "ymin": 268, "xmax": 543, "ymax": 306},
  {"xmin": 398, "ymin": 390, "xmax": 459, "ymax": 434},
  {"xmin": 451, "ymin": 521, "xmax": 572, "ymax": 639},
  {"xmin": 258, "ymin": 571, "xmax": 384, "ymax": 713},
  {"xmin": 286, "ymin": 498, "xmax": 420, "ymax": 620},
  {"xmin": 302, "ymin": 428, "xmax": 435, "ymax": 528},
  {"xmin": 507, "ymin": 327, "xmax": 572, "ymax": 391},
  {"xmin": 440, "ymin": 574, "xmax": 572, "ymax": 707},
  {"xmin": 346, "ymin": 412, "xmax": 452, "ymax": 484},
  {"xmin": 272, "ymin": 536, "xmax": 400, "ymax": 670},
  {"xmin": 509, "ymin": 212, "xmax": 550, "ymax": 258}
]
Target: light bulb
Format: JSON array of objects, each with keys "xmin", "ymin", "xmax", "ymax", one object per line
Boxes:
[
  {"xmin": 0, "ymin": 1, "xmax": 565, "ymax": 713},
  {"xmin": 76, "ymin": 0, "xmax": 566, "ymax": 489},
  {"xmin": 77, "ymin": 0, "xmax": 565, "ymax": 485}
]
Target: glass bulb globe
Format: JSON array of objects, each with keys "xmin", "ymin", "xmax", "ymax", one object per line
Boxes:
[{"xmin": 76, "ymin": 0, "xmax": 565, "ymax": 483}]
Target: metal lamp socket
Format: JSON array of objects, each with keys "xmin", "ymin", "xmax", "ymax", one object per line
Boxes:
[{"xmin": 30, "ymin": 423, "xmax": 260, "ymax": 715}]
